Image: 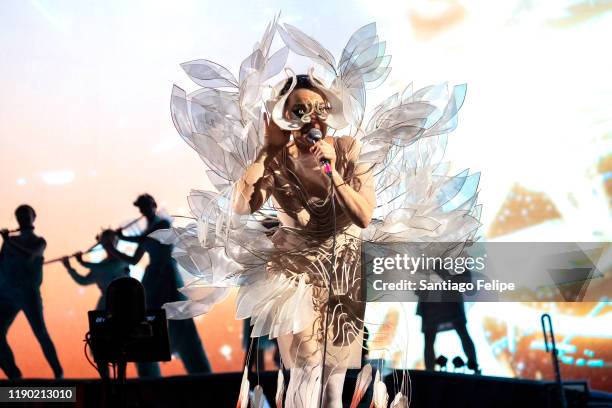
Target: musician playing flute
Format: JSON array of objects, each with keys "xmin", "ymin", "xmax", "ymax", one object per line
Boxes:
[
  {"xmin": 0, "ymin": 205, "xmax": 63, "ymax": 379},
  {"xmin": 61, "ymin": 230, "xmax": 129, "ymax": 311},
  {"xmin": 103, "ymin": 194, "xmax": 211, "ymax": 377}
]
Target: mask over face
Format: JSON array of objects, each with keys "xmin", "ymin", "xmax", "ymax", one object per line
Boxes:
[{"xmin": 267, "ymin": 68, "xmax": 348, "ymax": 131}]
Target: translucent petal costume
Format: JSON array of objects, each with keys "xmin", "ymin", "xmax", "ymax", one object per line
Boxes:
[{"xmin": 155, "ymin": 16, "xmax": 481, "ymax": 387}]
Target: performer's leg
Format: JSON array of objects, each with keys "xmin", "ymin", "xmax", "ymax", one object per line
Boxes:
[
  {"xmin": 283, "ymin": 323, "xmax": 349, "ymax": 408},
  {"xmin": 247, "ymin": 347, "xmax": 265, "ymax": 372},
  {"xmin": 95, "ymin": 296, "xmax": 105, "ymax": 311},
  {"xmin": 423, "ymin": 328, "xmax": 437, "ymax": 371},
  {"xmin": 273, "ymin": 342, "xmax": 281, "ymax": 368},
  {"xmin": 137, "ymin": 279, "xmax": 162, "ymax": 378},
  {"xmin": 285, "ymin": 364, "xmax": 321, "ymax": 408},
  {"xmin": 321, "ymin": 364, "xmax": 347, "ymax": 408},
  {"xmin": 91, "ymin": 300, "xmax": 108, "ymax": 380},
  {"xmin": 284, "ymin": 363, "xmax": 347, "ymax": 408},
  {"xmin": 22, "ymin": 290, "xmax": 63, "ymax": 378},
  {"xmin": 0, "ymin": 299, "xmax": 22, "ymax": 379},
  {"xmin": 256, "ymin": 348, "xmax": 265, "ymax": 372},
  {"xmin": 136, "ymin": 362, "xmax": 161, "ymax": 378},
  {"xmin": 168, "ymin": 318, "xmax": 211, "ymax": 374},
  {"xmin": 453, "ymin": 322, "xmax": 478, "ymax": 370},
  {"xmin": 243, "ymin": 319, "xmax": 253, "ymax": 371},
  {"xmin": 282, "ymin": 321, "xmax": 321, "ymax": 408},
  {"xmin": 96, "ymin": 361, "xmax": 110, "ymax": 379}
]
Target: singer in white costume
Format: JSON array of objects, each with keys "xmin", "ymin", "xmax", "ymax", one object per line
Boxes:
[
  {"xmin": 157, "ymin": 17, "xmax": 481, "ymax": 407},
  {"xmin": 233, "ymin": 73, "xmax": 375, "ymax": 407}
]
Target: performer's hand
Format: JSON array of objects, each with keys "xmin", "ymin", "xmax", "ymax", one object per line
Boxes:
[
  {"xmin": 114, "ymin": 228, "xmax": 125, "ymax": 239},
  {"xmin": 100, "ymin": 232, "xmax": 115, "ymax": 249},
  {"xmin": 61, "ymin": 257, "xmax": 71, "ymax": 268},
  {"xmin": 309, "ymin": 139, "xmax": 336, "ymax": 173},
  {"xmin": 263, "ymin": 112, "xmax": 290, "ymax": 154},
  {"xmin": 0, "ymin": 229, "xmax": 8, "ymax": 240},
  {"xmin": 74, "ymin": 251, "xmax": 84, "ymax": 262}
]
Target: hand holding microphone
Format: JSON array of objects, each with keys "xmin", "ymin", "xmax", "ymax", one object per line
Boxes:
[{"xmin": 307, "ymin": 128, "xmax": 335, "ymax": 177}]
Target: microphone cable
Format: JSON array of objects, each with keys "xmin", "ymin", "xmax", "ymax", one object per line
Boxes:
[{"xmin": 318, "ymin": 175, "xmax": 337, "ymax": 408}]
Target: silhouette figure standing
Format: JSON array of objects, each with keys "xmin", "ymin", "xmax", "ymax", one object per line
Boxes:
[
  {"xmin": 0, "ymin": 205, "xmax": 63, "ymax": 379},
  {"xmin": 104, "ymin": 194, "xmax": 211, "ymax": 377},
  {"xmin": 417, "ymin": 267, "xmax": 479, "ymax": 373}
]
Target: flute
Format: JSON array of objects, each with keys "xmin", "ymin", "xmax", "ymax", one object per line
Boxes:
[
  {"xmin": 43, "ymin": 216, "xmax": 144, "ymax": 265},
  {"xmin": 1, "ymin": 228, "xmax": 22, "ymax": 234}
]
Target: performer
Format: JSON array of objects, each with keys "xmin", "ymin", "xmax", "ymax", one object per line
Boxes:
[
  {"xmin": 61, "ymin": 230, "xmax": 130, "ymax": 311},
  {"xmin": 417, "ymin": 268, "xmax": 480, "ymax": 373},
  {"xmin": 0, "ymin": 205, "xmax": 63, "ymax": 379},
  {"xmin": 161, "ymin": 18, "xmax": 481, "ymax": 407},
  {"xmin": 61, "ymin": 230, "xmax": 129, "ymax": 379},
  {"xmin": 233, "ymin": 74, "xmax": 374, "ymax": 407},
  {"xmin": 103, "ymin": 194, "xmax": 211, "ymax": 377}
]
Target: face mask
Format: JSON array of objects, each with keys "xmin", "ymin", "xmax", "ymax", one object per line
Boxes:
[
  {"xmin": 267, "ymin": 68, "xmax": 348, "ymax": 131},
  {"xmin": 289, "ymin": 100, "xmax": 331, "ymax": 125}
]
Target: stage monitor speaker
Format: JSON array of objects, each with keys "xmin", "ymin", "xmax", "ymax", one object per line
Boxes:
[{"xmin": 87, "ymin": 309, "xmax": 171, "ymax": 363}]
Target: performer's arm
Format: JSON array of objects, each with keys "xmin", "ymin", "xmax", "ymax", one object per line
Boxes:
[
  {"xmin": 0, "ymin": 232, "xmax": 8, "ymax": 262},
  {"xmin": 104, "ymin": 243, "xmax": 145, "ymax": 265},
  {"xmin": 232, "ymin": 150, "xmax": 275, "ymax": 215},
  {"xmin": 74, "ymin": 252, "xmax": 97, "ymax": 269},
  {"xmin": 62, "ymin": 257, "xmax": 95, "ymax": 285},
  {"xmin": 311, "ymin": 138, "xmax": 376, "ymax": 229},
  {"xmin": 116, "ymin": 230, "xmax": 145, "ymax": 244},
  {"xmin": 330, "ymin": 167, "xmax": 375, "ymax": 228},
  {"xmin": 232, "ymin": 113, "xmax": 286, "ymax": 215},
  {"xmin": 1, "ymin": 234, "xmax": 46, "ymax": 259}
]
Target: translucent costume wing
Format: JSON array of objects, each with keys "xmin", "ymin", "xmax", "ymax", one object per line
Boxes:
[
  {"xmin": 171, "ymin": 16, "xmax": 288, "ymax": 190},
  {"xmin": 358, "ymin": 82, "xmax": 481, "ymax": 251},
  {"xmin": 160, "ymin": 18, "xmax": 482, "ymax": 340},
  {"xmin": 162, "ymin": 17, "xmax": 288, "ymax": 319},
  {"xmin": 276, "ymin": 23, "xmax": 337, "ymax": 75},
  {"xmin": 337, "ymin": 23, "xmax": 392, "ymax": 129}
]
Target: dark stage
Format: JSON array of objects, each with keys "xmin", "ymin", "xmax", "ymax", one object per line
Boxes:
[{"xmin": 1, "ymin": 369, "xmax": 609, "ymax": 408}]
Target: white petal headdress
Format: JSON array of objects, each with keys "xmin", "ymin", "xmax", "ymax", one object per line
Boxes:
[{"xmin": 170, "ymin": 17, "xmax": 394, "ymax": 191}]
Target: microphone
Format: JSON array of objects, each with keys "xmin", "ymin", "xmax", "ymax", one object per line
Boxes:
[{"xmin": 306, "ymin": 128, "xmax": 332, "ymax": 176}]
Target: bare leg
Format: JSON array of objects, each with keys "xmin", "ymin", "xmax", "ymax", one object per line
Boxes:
[
  {"xmin": 281, "ymin": 321, "xmax": 350, "ymax": 408},
  {"xmin": 285, "ymin": 364, "xmax": 321, "ymax": 408},
  {"xmin": 284, "ymin": 363, "xmax": 346, "ymax": 408},
  {"xmin": 321, "ymin": 364, "xmax": 347, "ymax": 408},
  {"xmin": 283, "ymin": 323, "xmax": 322, "ymax": 408}
]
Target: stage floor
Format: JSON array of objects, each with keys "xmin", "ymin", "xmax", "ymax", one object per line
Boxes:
[{"xmin": 0, "ymin": 369, "xmax": 608, "ymax": 408}]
